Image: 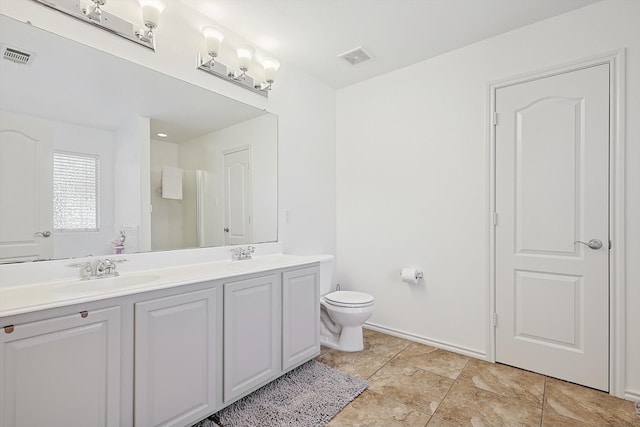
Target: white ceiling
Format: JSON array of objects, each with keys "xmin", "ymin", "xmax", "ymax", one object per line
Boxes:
[{"xmin": 180, "ymin": 0, "xmax": 600, "ymax": 89}]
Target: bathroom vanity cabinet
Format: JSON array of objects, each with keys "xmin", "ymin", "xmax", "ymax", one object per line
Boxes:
[
  {"xmin": 134, "ymin": 287, "xmax": 221, "ymax": 427},
  {"xmin": 0, "ymin": 260, "xmax": 321, "ymax": 427},
  {"xmin": 223, "ymin": 274, "xmax": 281, "ymax": 402},
  {"xmin": 221, "ymin": 266, "xmax": 320, "ymax": 403},
  {"xmin": 282, "ymin": 267, "xmax": 320, "ymax": 370},
  {"xmin": 0, "ymin": 306, "xmax": 121, "ymax": 427}
]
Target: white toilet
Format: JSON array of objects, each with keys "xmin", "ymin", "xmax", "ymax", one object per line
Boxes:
[{"xmin": 319, "ymin": 257, "xmax": 374, "ymax": 352}]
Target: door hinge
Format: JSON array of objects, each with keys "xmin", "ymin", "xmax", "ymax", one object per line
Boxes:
[
  {"xmin": 609, "ymin": 240, "xmax": 612, "ymax": 250},
  {"xmin": 492, "ymin": 112, "xmax": 498, "ymax": 126},
  {"xmin": 493, "ymin": 313, "xmax": 498, "ymax": 327},
  {"xmin": 492, "ymin": 212, "xmax": 498, "ymax": 226}
]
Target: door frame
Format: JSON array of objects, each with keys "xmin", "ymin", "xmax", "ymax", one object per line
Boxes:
[{"xmin": 487, "ymin": 50, "xmax": 626, "ymax": 397}]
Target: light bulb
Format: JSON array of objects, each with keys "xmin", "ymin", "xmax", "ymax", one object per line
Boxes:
[
  {"xmin": 203, "ymin": 27, "xmax": 224, "ymax": 58},
  {"xmin": 261, "ymin": 58, "xmax": 280, "ymax": 83},
  {"xmin": 139, "ymin": 0, "xmax": 164, "ymax": 28},
  {"xmin": 236, "ymin": 45, "xmax": 254, "ymax": 71}
]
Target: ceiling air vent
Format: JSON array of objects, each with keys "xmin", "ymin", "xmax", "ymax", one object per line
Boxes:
[
  {"xmin": 338, "ymin": 46, "xmax": 372, "ymax": 66},
  {"xmin": 1, "ymin": 44, "xmax": 35, "ymax": 66}
]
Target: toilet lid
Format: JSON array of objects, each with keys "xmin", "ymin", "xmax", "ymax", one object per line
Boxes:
[{"xmin": 325, "ymin": 291, "xmax": 374, "ymax": 307}]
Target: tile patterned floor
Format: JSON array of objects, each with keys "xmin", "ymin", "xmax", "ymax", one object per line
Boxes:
[{"xmin": 317, "ymin": 329, "xmax": 640, "ymax": 427}]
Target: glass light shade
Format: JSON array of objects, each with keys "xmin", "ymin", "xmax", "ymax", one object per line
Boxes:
[
  {"xmin": 79, "ymin": 0, "xmax": 91, "ymax": 13},
  {"xmin": 203, "ymin": 27, "xmax": 224, "ymax": 57},
  {"xmin": 261, "ymin": 58, "xmax": 280, "ymax": 83},
  {"xmin": 139, "ymin": 0, "xmax": 165, "ymax": 28},
  {"xmin": 236, "ymin": 45, "xmax": 254, "ymax": 70}
]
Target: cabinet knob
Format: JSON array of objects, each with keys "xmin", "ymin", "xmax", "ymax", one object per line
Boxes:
[
  {"xmin": 4, "ymin": 325, "xmax": 14, "ymax": 334},
  {"xmin": 80, "ymin": 311, "xmax": 89, "ymax": 318}
]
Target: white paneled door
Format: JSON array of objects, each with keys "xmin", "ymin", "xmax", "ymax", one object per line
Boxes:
[
  {"xmin": 0, "ymin": 111, "xmax": 53, "ymax": 262},
  {"xmin": 223, "ymin": 147, "xmax": 252, "ymax": 246},
  {"xmin": 495, "ymin": 64, "xmax": 610, "ymax": 391}
]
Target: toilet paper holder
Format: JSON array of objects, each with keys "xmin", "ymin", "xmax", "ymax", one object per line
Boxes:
[{"xmin": 400, "ymin": 268, "xmax": 423, "ymax": 284}]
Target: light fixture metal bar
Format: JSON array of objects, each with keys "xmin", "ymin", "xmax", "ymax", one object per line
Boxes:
[
  {"xmin": 30, "ymin": 0, "xmax": 155, "ymax": 51},
  {"xmin": 196, "ymin": 52, "xmax": 268, "ymax": 98}
]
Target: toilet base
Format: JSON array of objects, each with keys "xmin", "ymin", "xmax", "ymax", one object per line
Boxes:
[{"xmin": 320, "ymin": 324, "xmax": 364, "ymax": 352}]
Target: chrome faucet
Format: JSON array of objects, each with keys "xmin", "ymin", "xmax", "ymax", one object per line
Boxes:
[
  {"xmin": 230, "ymin": 246, "xmax": 255, "ymax": 261},
  {"xmin": 68, "ymin": 258, "xmax": 124, "ymax": 279}
]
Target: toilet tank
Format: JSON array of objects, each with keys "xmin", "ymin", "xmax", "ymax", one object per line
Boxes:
[{"xmin": 318, "ymin": 255, "xmax": 335, "ymax": 296}]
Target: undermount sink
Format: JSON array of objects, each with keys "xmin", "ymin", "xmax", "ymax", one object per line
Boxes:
[
  {"xmin": 225, "ymin": 257, "xmax": 280, "ymax": 269},
  {"xmin": 52, "ymin": 275, "xmax": 161, "ymax": 294},
  {"xmin": 224, "ymin": 255, "xmax": 306, "ymax": 271}
]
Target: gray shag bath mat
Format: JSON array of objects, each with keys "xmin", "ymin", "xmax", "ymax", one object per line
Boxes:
[{"xmin": 192, "ymin": 360, "xmax": 367, "ymax": 427}]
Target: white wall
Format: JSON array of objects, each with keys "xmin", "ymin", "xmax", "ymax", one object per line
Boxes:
[
  {"xmin": 336, "ymin": 0, "xmax": 639, "ymax": 398},
  {"xmin": 114, "ymin": 117, "xmax": 151, "ymax": 253},
  {"xmin": 269, "ymin": 63, "xmax": 337, "ymax": 255}
]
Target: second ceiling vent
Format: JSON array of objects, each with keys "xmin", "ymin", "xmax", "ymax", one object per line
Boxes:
[{"xmin": 338, "ymin": 46, "xmax": 372, "ymax": 66}]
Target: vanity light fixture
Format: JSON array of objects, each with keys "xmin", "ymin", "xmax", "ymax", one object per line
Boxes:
[
  {"xmin": 203, "ymin": 27, "xmax": 225, "ymax": 63},
  {"xmin": 257, "ymin": 58, "xmax": 280, "ymax": 91},
  {"xmin": 197, "ymin": 32, "xmax": 280, "ymax": 98},
  {"xmin": 30, "ymin": 0, "xmax": 163, "ymax": 51},
  {"xmin": 136, "ymin": 0, "xmax": 165, "ymax": 45},
  {"xmin": 81, "ymin": 0, "xmax": 106, "ymax": 22},
  {"xmin": 231, "ymin": 45, "xmax": 254, "ymax": 82}
]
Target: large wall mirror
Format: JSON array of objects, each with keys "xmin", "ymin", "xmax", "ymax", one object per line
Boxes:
[{"xmin": 0, "ymin": 15, "xmax": 278, "ymax": 264}]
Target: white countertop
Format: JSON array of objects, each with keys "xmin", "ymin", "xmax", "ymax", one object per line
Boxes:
[{"xmin": 0, "ymin": 254, "xmax": 330, "ymax": 318}]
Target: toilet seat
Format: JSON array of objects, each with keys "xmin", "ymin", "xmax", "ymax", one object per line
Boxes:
[{"xmin": 324, "ymin": 291, "xmax": 374, "ymax": 308}]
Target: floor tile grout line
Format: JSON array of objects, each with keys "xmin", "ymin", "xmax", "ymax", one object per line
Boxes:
[
  {"xmin": 540, "ymin": 376, "xmax": 547, "ymax": 427},
  {"xmin": 364, "ymin": 341, "xmax": 412, "ymax": 380},
  {"xmin": 429, "ymin": 357, "xmax": 470, "ymax": 421},
  {"xmin": 364, "ymin": 339, "xmax": 451, "ymax": 422}
]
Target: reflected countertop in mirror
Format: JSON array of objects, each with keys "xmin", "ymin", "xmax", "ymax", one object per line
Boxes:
[{"xmin": 0, "ymin": 14, "xmax": 278, "ymax": 264}]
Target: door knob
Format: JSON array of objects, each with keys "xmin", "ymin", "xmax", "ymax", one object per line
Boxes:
[
  {"xmin": 224, "ymin": 227, "xmax": 229, "ymax": 232},
  {"xmin": 574, "ymin": 239, "xmax": 603, "ymax": 250},
  {"xmin": 35, "ymin": 230, "xmax": 52, "ymax": 238}
]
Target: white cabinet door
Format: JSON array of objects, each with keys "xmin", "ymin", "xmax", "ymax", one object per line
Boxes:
[
  {"xmin": 0, "ymin": 307, "xmax": 121, "ymax": 427},
  {"xmin": 224, "ymin": 274, "xmax": 280, "ymax": 402},
  {"xmin": 282, "ymin": 267, "xmax": 320, "ymax": 371},
  {"xmin": 135, "ymin": 288, "xmax": 220, "ymax": 427}
]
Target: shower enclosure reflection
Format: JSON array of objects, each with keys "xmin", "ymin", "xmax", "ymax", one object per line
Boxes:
[{"xmin": 150, "ymin": 114, "xmax": 277, "ymax": 251}]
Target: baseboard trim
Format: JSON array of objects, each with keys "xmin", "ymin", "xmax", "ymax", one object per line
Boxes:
[
  {"xmin": 624, "ymin": 389, "xmax": 640, "ymax": 402},
  {"xmin": 364, "ymin": 322, "xmax": 487, "ymax": 360}
]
